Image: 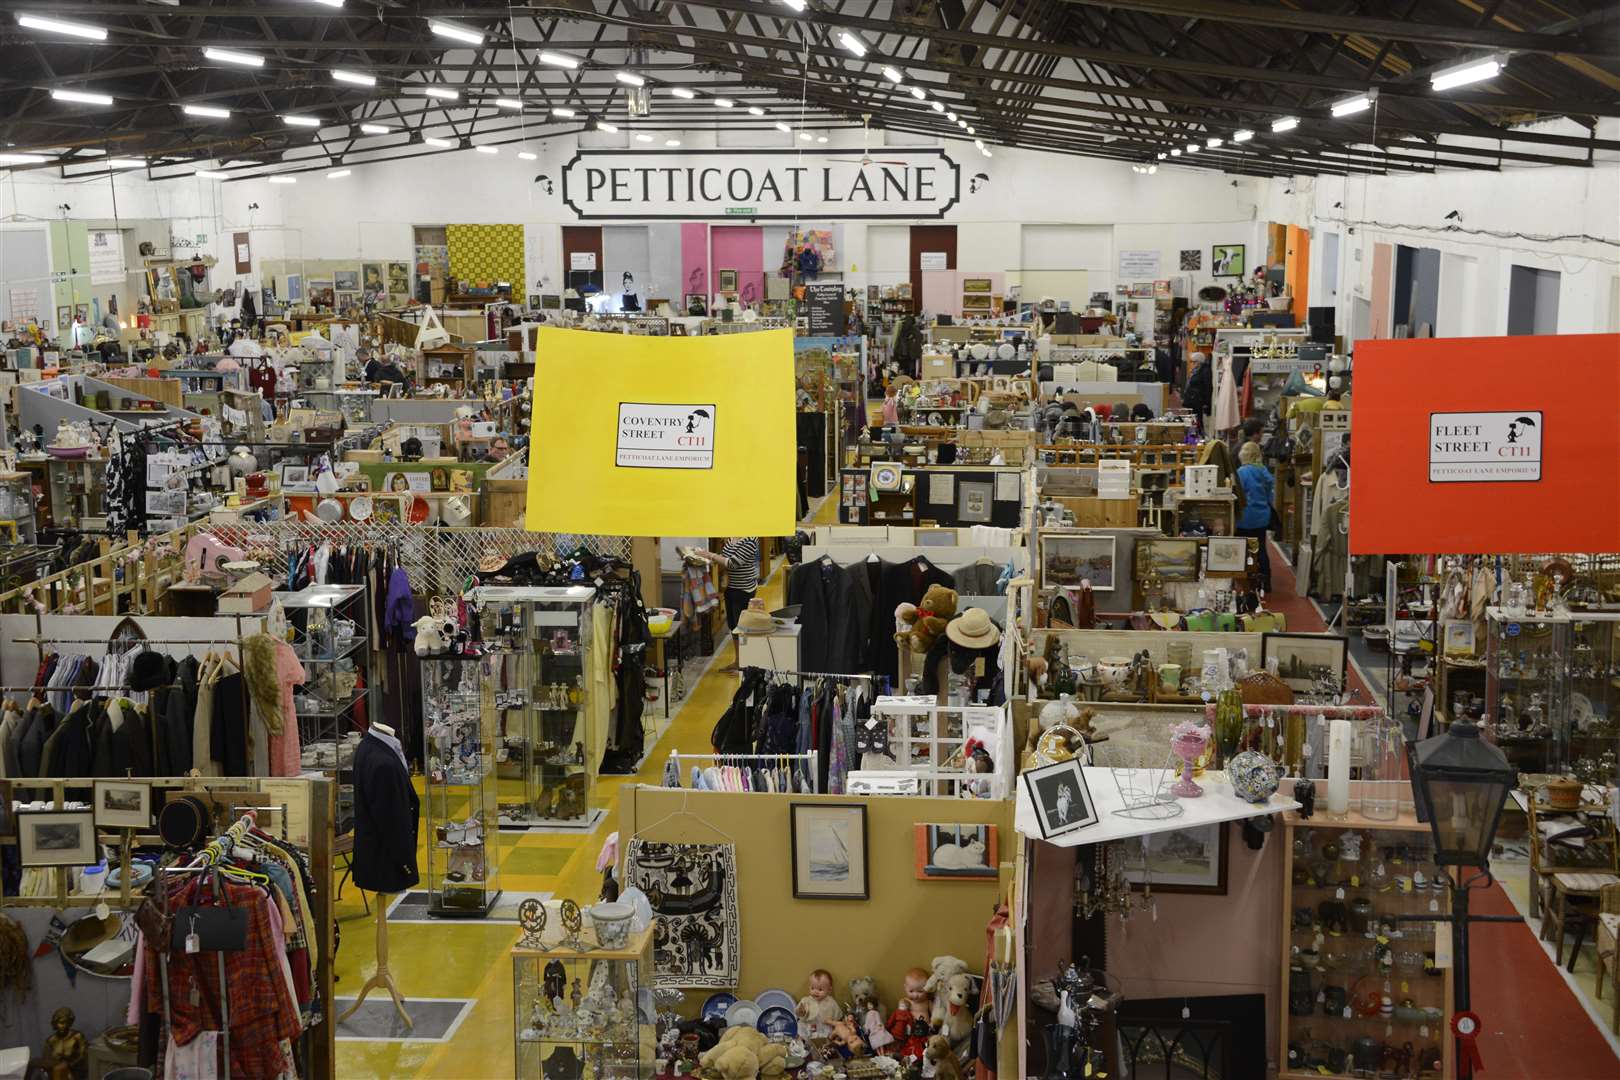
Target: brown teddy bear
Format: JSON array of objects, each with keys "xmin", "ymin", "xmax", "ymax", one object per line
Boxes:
[{"xmin": 895, "ymin": 584, "xmax": 959, "ymax": 655}]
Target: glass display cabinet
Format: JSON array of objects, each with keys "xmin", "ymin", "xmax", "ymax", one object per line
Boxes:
[
  {"xmin": 513, "ymin": 925, "xmax": 654, "ymax": 1079},
  {"xmin": 276, "ymin": 583, "xmax": 374, "ymax": 772},
  {"xmin": 1484, "ymin": 607, "xmax": 1572, "ymax": 776},
  {"xmin": 470, "ymin": 586, "xmax": 598, "ymax": 828},
  {"xmin": 1280, "ymin": 813, "xmax": 1453, "ymax": 1080},
  {"xmin": 1567, "ymin": 614, "xmax": 1620, "ymax": 785},
  {"xmin": 421, "ymin": 653, "xmax": 502, "ymax": 917}
]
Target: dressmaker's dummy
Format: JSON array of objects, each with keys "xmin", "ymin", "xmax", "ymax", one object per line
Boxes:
[{"xmin": 341, "ymin": 721, "xmax": 418, "ymax": 1028}]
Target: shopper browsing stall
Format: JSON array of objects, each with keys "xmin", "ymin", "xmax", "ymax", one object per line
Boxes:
[{"xmin": 1235, "ymin": 441, "xmax": 1273, "ymax": 592}]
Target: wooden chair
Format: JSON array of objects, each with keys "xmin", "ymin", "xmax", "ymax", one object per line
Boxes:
[
  {"xmin": 1542, "ymin": 871, "xmax": 1620, "ymax": 970},
  {"xmin": 1594, "ymin": 883, "xmax": 1620, "ymax": 1034}
]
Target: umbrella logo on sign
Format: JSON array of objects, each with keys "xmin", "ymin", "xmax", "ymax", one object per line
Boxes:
[
  {"xmin": 684, "ymin": 408, "xmax": 710, "ymax": 435},
  {"xmin": 1506, "ymin": 415, "xmax": 1536, "ymax": 444}
]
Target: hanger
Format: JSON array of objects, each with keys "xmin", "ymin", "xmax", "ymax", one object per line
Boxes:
[{"xmin": 636, "ymin": 787, "xmax": 737, "ymax": 844}]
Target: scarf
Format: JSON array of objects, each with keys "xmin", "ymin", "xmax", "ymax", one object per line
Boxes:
[{"xmin": 242, "ymin": 633, "xmax": 284, "ymax": 735}]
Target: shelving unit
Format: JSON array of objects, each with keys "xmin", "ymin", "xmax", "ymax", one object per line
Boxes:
[
  {"xmin": 1484, "ymin": 608, "xmax": 1571, "ymax": 775},
  {"xmin": 869, "ymin": 697, "xmax": 1006, "ymax": 798},
  {"xmin": 422, "ymin": 652, "xmax": 503, "ymax": 917},
  {"xmin": 513, "ymin": 926, "xmax": 654, "ymax": 1079},
  {"xmin": 274, "ymin": 583, "xmax": 374, "ymax": 771}
]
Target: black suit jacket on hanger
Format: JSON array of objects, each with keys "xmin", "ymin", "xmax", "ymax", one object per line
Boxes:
[
  {"xmin": 787, "ymin": 557, "xmax": 857, "ymax": 674},
  {"xmin": 351, "ymin": 733, "xmax": 420, "ymax": 894}
]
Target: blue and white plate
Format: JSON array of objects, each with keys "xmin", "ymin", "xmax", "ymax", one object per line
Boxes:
[
  {"xmin": 754, "ymin": 988, "xmax": 795, "ymax": 1013},
  {"xmin": 757, "ymin": 1006, "xmax": 799, "ymax": 1039},
  {"xmin": 701, "ymin": 992, "xmax": 737, "ymax": 1023},
  {"xmin": 725, "ymin": 1000, "xmax": 761, "ymax": 1029}
]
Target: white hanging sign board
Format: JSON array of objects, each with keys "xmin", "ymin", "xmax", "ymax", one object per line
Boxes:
[
  {"xmin": 570, "ymin": 252, "xmax": 598, "ymax": 271},
  {"xmin": 1117, "ymin": 249, "xmax": 1161, "ymax": 280},
  {"xmin": 919, "ymin": 251, "xmax": 948, "ymax": 271},
  {"xmin": 89, "ymin": 229, "xmax": 125, "ymax": 286}
]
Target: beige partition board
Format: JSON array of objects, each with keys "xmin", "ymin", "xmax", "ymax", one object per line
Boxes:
[{"xmin": 620, "ymin": 785, "xmax": 1012, "ymax": 1006}]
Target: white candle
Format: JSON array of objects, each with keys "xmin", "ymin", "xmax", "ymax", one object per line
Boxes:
[{"xmin": 1327, "ymin": 718, "xmax": 1351, "ymax": 815}]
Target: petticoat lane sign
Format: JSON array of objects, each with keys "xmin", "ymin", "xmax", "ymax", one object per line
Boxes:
[{"xmin": 561, "ymin": 148, "xmax": 960, "ymax": 220}]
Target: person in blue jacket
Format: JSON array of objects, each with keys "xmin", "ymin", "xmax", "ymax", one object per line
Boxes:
[{"xmin": 1235, "ymin": 441, "xmax": 1274, "ymax": 592}]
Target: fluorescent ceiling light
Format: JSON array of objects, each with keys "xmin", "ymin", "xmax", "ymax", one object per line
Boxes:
[
  {"xmin": 1272, "ymin": 116, "xmax": 1299, "ymax": 132},
  {"xmin": 930, "ymin": 101, "xmax": 944, "ymax": 113},
  {"xmin": 360, "ymin": 123, "xmax": 391, "ymax": 134},
  {"xmin": 17, "ymin": 14, "xmax": 108, "ymax": 41},
  {"xmin": 981, "ymin": 148, "xmax": 992, "ymax": 158},
  {"xmin": 1186, "ymin": 143, "xmax": 1199, "ymax": 153},
  {"xmin": 108, "ymin": 158, "xmax": 143, "ymax": 169},
  {"xmin": 966, "ymin": 125, "xmax": 975, "ymax": 134},
  {"xmin": 551, "ymin": 107, "xmax": 576, "ymax": 118},
  {"xmin": 1170, "ymin": 148, "xmax": 1182, "ymax": 156},
  {"xmin": 747, "ymin": 106, "xmax": 765, "ymax": 116},
  {"xmin": 1233, "ymin": 129, "xmax": 1254, "ymax": 142},
  {"xmin": 0, "ymin": 153, "xmax": 49, "ymax": 166},
  {"xmin": 946, "ymin": 111, "xmax": 957, "ymax": 121},
  {"xmin": 909, "ymin": 86, "xmax": 926, "ymax": 100},
  {"xmin": 1156, "ymin": 152, "xmax": 1167, "ymax": 160},
  {"xmin": 518, "ymin": 151, "xmax": 537, "ymax": 160},
  {"xmin": 596, "ymin": 121, "xmax": 618, "ymax": 133},
  {"xmin": 1331, "ymin": 93, "xmax": 1373, "ymax": 117},
  {"xmin": 283, "ymin": 115, "xmax": 321, "ymax": 127},
  {"xmin": 816, "ymin": 135, "xmax": 827, "ymax": 144},
  {"xmin": 837, "ymin": 32, "xmax": 867, "ymax": 57},
  {"xmin": 973, "ymin": 139, "xmax": 983, "ymax": 149},
  {"xmin": 203, "ymin": 47, "xmax": 263, "ymax": 68},
  {"xmin": 778, "ymin": 0, "xmax": 807, "ymax": 10},
  {"xmin": 51, "ymin": 89, "xmax": 114, "ymax": 106},
  {"xmin": 715, "ymin": 98, "xmax": 735, "ymax": 108},
  {"xmin": 539, "ymin": 51, "xmax": 580, "ymax": 69},
  {"xmin": 424, "ymin": 87, "xmax": 459, "ymax": 100},
  {"xmin": 664, "ymin": 139, "xmax": 681, "ymax": 147},
  {"xmin": 615, "ymin": 72, "xmax": 646, "ymax": 87},
  {"xmin": 423, "ymin": 136, "xmax": 454, "ymax": 148},
  {"xmin": 475, "ymin": 145, "xmax": 499, "ymax": 154},
  {"xmin": 428, "ymin": 20, "xmax": 483, "ymax": 46},
  {"xmin": 635, "ymin": 133, "xmax": 653, "ymax": 143},
  {"xmin": 799, "ymin": 131, "xmax": 813, "ymax": 141},
  {"xmin": 192, "ymin": 169, "xmax": 226, "ymax": 179},
  {"xmin": 1207, "ymin": 137, "xmax": 1223, "ymax": 148},
  {"xmin": 1431, "ymin": 55, "xmax": 1501, "ymax": 92},
  {"xmin": 333, "ymin": 70, "xmax": 375, "ymax": 87},
  {"xmin": 774, "ymin": 121, "xmax": 790, "ymax": 133},
  {"xmin": 956, "ymin": 119, "xmax": 967, "ymax": 129},
  {"xmin": 183, "ymin": 104, "xmax": 231, "ymax": 119},
  {"xmin": 327, "ymin": 169, "xmax": 351, "ymax": 179},
  {"xmin": 1148, "ymin": 165, "xmax": 1157, "ymax": 174},
  {"xmin": 669, "ymin": 87, "xmax": 696, "ymax": 100},
  {"xmin": 268, "ymin": 176, "xmax": 297, "ymax": 184},
  {"xmin": 495, "ymin": 98, "xmax": 524, "ymax": 109},
  {"xmin": 882, "ymin": 67, "xmax": 904, "ymax": 83},
  {"xmin": 304, "ymin": 1, "xmax": 345, "ymax": 7}
]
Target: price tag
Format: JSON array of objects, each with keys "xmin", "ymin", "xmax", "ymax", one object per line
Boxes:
[
  {"xmin": 1335, "ymin": 887, "xmax": 1345, "ymax": 900},
  {"xmin": 1433, "ymin": 924, "xmax": 1452, "ymax": 969}
]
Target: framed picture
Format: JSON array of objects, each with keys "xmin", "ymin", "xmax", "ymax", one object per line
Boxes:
[
  {"xmin": 913, "ymin": 527, "xmax": 959, "ymax": 547},
  {"xmin": 1212, "ymin": 244, "xmax": 1246, "ymax": 278},
  {"xmin": 1140, "ymin": 537, "xmax": 1201, "ymax": 583},
  {"xmin": 870, "ymin": 462, "xmax": 903, "ymax": 492},
  {"xmin": 895, "ymin": 282, "xmax": 913, "ymax": 300},
  {"xmin": 684, "ymin": 293, "xmax": 706, "ymax": 315},
  {"xmin": 18, "ymin": 809, "xmax": 97, "ymax": 867},
  {"xmin": 1021, "ymin": 758, "xmax": 1099, "ymax": 840},
  {"xmin": 1040, "ymin": 533, "xmax": 1117, "ymax": 592},
  {"xmin": 1206, "ymin": 536, "xmax": 1248, "ymax": 574},
  {"xmin": 1443, "ymin": 620, "xmax": 1477, "ymax": 658},
  {"xmin": 1123, "ymin": 823, "xmax": 1229, "ymax": 894},
  {"xmin": 362, "ymin": 263, "xmax": 385, "ymax": 294},
  {"xmin": 791, "ymin": 803, "xmax": 868, "ymax": 900},
  {"xmin": 333, "ymin": 269, "xmax": 360, "ymax": 291},
  {"xmin": 914, "ymin": 824, "xmax": 998, "ymax": 880},
  {"xmin": 957, "ymin": 479, "xmax": 993, "ymax": 523},
  {"xmin": 962, "ymin": 277, "xmax": 993, "ymax": 294},
  {"xmin": 1262, "ymin": 632, "xmax": 1349, "ymax": 693},
  {"xmin": 867, "ymin": 285, "xmax": 880, "ymax": 302},
  {"xmin": 387, "ymin": 262, "xmax": 410, "ymax": 295},
  {"xmin": 94, "ymin": 779, "xmax": 152, "ymax": 829},
  {"xmin": 718, "ymin": 269, "xmax": 738, "ymax": 293},
  {"xmin": 1179, "ymin": 249, "xmax": 1202, "ymax": 271},
  {"xmin": 278, "ymin": 463, "xmax": 310, "ymax": 488}
]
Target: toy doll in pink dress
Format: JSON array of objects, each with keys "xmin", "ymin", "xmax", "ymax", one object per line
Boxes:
[{"xmin": 850, "ymin": 976, "xmax": 893, "ymax": 1053}]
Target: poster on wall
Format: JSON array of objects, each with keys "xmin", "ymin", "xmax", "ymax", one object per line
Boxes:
[
  {"xmin": 386, "ymin": 262, "xmax": 409, "ymax": 296},
  {"xmin": 919, "ymin": 251, "xmax": 948, "ymax": 271},
  {"xmin": 1117, "ymin": 249, "xmax": 1160, "ymax": 280},
  {"xmin": 88, "ymin": 229, "xmax": 125, "ymax": 286},
  {"xmin": 625, "ymin": 838, "xmax": 740, "ymax": 989},
  {"xmin": 233, "ymin": 232, "xmax": 251, "ymax": 274}
]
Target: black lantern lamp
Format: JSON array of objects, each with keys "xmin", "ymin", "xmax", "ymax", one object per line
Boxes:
[{"xmin": 1407, "ymin": 719, "xmax": 1520, "ymax": 1079}]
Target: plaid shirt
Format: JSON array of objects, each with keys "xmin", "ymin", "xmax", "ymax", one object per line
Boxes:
[{"xmin": 146, "ymin": 876, "xmax": 300, "ymax": 1079}]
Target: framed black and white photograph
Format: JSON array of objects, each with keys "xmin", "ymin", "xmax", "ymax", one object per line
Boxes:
[
  {"xmin": 1123, "ymin": 822, "xmax": 1229, "ymax": 894},
  {"xmin": 1206, "ymin": 536, "xmax": 1248, "ymax": 574},
  {"xmin": 957, "ymin": 479, "xmax": 994, "ymax": 524},
  {"xmin": 1212, "ymin": 244, "xmax": 1246, "ymax": 278},
  {"xmin": 1040, "ymin": 533, "xmax": 1117, "ymax": 592},
  {"xmin": 18, "ymin": 810, "xmax": 97, "ymax": 867},
  {"xmin": 1262, "ymin": 632, "xmax": 1349, "ymax": 693},
  {"xmin": 94, "ymin": 780, "xmax": 152, "ymax": 829},
  {"xmin": 914, "ymin": 823, "xmax": 998, "ymax": 880},
  {"xmin": 1021, "ymin": 758, "xmax": 1099, "ymax": 840},
  {"xmin": 333, "ymin": 268, "xmax": 360, "ymax": 292},
  {"xmin": 278, "ymin": 463, "xmax": 310, "ymax": 490},
  {"xmin": 790, "ymin": 802, "xmax": 869, "ymax": 900}
]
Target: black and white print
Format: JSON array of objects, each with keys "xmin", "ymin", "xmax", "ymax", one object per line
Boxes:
[
  {"xmin": 1022, "ymin": 758, "xmax": 1099, "ymax": 839},
  {"xmin": 625, "ymin": 839, "xmax": 740, "ymax": 989}
]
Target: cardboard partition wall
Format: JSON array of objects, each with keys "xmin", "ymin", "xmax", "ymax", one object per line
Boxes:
[{"xmin": 1349, "ymin": 334, "xmax": 1620, "ymax": 554}]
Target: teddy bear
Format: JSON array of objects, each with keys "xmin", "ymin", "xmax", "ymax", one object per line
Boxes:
[
  {"xmin": 935, "ymin": 972, "xmax": 977, "ymax": 1045},
  {"xmin": 923, "ymin": 956, "xmax": 971, "ymax": 1029},
  {"xmin": 895, "ymin": 584, "xmax": 959, "ymax": 655},
  {"xmin": 698, "ymin": 1024, "xmax": 788, "ymax": 1079},
  {"xmin": 925, "ymin": 1034, "xmax": 966, "ymax": 1080}
]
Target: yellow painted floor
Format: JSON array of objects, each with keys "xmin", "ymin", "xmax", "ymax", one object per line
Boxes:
[{"xmin": 334, "ymin": 500, "xmax": 835, "ymax": 1078}]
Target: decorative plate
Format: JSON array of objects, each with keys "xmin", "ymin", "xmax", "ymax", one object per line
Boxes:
[
  {"xmin": 348, "ymin": 495, "xmax": 373, "ymax": 521},
  {"xmin": 970, "ymin": 343, "xmax": 991, "ymax": 360},
  {"xmin": 997, "ymin": 342, "xmax": 1016, "ymax": 360},
  {"xmin": 754, "ymin": 988, "xmax": 796, "ymax": 1013},
  {"xmin": 757, "ymin": 1005, "xmax": 798, "ymax": 1038},
  {"xmin": 701, "ymin": 992, "xmax": 737, "ymax": 1023},
  {"xmin": 870, "ymin": 463, "xmax": 902, "ymax": 492},
  {"xmin": 725, "ymin": 1000, "xmax": 761, "ymax": 1028}
]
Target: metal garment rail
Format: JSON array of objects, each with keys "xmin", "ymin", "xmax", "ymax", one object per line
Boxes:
[{"xmin": 668, "ymin": 750, "xmax": 821, "ymax": 793}]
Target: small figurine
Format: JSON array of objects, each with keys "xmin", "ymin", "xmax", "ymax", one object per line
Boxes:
[
  {"xmin": 570, "ymin": 976, "xmax": 583, "ymax": 1012},
  {"xmin": 827, "ymin": 1016, "xmax": 867, "ymax": 1059},
  {"xmin": 850, "ymin": 975, "xmax": 893, "ymax": 1053},
  {"xmin": 885, "ymin": 968, "xmax": 934, "ymax": 1064},
  {"xmin": 795, "ymin": 968, "xmax": 843, "ymax": 1041},
  {"xmin": 44, "ymin": 1007, "xmax": 86, "ymax": 1080}
]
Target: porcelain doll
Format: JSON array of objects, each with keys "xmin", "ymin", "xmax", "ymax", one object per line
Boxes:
[
  {"xmin": 850, "ymin": 976, "xmax": 893, "ymax": 1053},
  {"xmin": 885, "ymin": 968, "xmax": 934, "ymax": 1064},
  {"xmin": 795, "ymin": 968, "xmax": 844, "ymax": 1040}
]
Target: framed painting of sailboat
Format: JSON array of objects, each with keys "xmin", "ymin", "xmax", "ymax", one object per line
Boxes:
[{"xmin": 790, "ymin": 803, "xmax": 869, "ymax": 900}]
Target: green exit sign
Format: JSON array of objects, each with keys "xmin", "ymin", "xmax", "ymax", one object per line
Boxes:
[{"xmin": 724, "ymin": 207, "xmax": 757, "ymax": 216}]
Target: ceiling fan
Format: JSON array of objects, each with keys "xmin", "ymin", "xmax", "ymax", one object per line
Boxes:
[{"xmin": 827, "ymin": 114, "xmax": 908, "ymax": 167}]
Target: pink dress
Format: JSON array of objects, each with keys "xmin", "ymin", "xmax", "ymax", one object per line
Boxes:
[{"xmin": 270, "ymin": 641, "xmax": 305, "ymax": 776}]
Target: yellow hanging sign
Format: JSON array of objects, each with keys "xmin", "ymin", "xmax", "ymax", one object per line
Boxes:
[{"xmin": 523, "ymin": 327, "xmax": 798, "ymax": 537}]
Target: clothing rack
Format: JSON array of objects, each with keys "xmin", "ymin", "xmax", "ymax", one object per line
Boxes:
[
  {"xmin": 756, "ymin": 668, "xmax": 875, "ymax": 681},
  {"xmin": 668, "ymin": 750, "xmax": 821, "ymax": 793}
]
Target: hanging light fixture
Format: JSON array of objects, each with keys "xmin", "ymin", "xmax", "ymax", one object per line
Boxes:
[{"xmin": 1431, "ymin": 55, "xmax": 1503, "ymax": 92}]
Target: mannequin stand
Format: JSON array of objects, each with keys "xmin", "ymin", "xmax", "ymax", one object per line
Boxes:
[{"xmin": 338, "ymin": 893, "xmax": 413, "ymax": 1030}]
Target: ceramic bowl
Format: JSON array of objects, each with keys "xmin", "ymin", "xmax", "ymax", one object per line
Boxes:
[{"xmin": 1096, "ymin": 656, "xmax": 1133, "ymax": 685}]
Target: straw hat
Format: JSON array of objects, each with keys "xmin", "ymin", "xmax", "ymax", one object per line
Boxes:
[
  {"xmin": 736, "ymin": 598, "xmax": 776, "ymax": 634},
  {"xmin": 946, "ymin": 608, "xmax": 1001, "ymax": 649}
]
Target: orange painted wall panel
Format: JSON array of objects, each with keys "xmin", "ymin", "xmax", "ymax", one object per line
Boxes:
[
  {"xmin": 1349, "ymin": 334, "xmax": 1620, "ymax": 554},
  {"xmin": 1285, "ymin": 225, "xmax": 1310, "ymax": 325}
]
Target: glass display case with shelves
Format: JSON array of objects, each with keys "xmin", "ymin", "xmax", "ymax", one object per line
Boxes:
[
  {"xmin": 1567, "ymin": 614, "xmax": 1620, "ymax": 785},
  {"xmin": 1484, "ymin": 608, "xmax": 1572, "ymax": 776},
  {"xmin": 470, "ymin": 586, "xmax": 598, "ymax": 828},
  {"xmin": 1280, "ymin": 813, "xmax": 1453, "ymax": 1080},
  {"xmin": 274, "ymin": 582, "xmax": 375, "ymax": 772},
  {"xmin": 513, "ymin": 925, "xmax": 654, "ymax": 1079},
  {"xmin": 421, "ymin": 654, "xmax": 503, "ymax": 917}
]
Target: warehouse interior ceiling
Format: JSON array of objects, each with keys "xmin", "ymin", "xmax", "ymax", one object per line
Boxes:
[{"xmin": 1, "ymin": 0, "xmax": 1617, "ymax": 182}]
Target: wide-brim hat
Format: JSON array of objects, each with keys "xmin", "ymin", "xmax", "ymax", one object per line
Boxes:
[
  {"xmin": 946, "ymin": 607, "xmax": 1001, "ymax": 649},
  {"xmin": 736, "ymin": 598, "xmax": 776, "ymax": 634},
  {"xmin": 478, "ymin": 550, "xmax": 507, "ymax": 574}
]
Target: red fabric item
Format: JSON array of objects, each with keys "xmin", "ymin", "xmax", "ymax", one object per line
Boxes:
[{"xmin": 885, "ymin": 1005, "xmax": 931, "ymax": 1064}]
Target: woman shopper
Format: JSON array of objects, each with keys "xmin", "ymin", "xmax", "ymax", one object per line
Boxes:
[
  {"xmin": 698, "ymin": 537, "xmax": 760, "ymax": 632},
  {"xmin": 1235, "ymin": 441, "xmax": 1274, "ymax": 593}
]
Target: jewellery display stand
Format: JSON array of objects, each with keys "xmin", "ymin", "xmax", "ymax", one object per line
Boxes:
[
  {"xmin": 276, "ymin": 581, "xmax": 374, "ymax": 771},
  {"xmin": 1279, "ymin": 811, "xmax": 1454, "ymax": 1080},
  {"xmin": 513, "ymin": 925, "xmax": 654, "ymax": 1080},
  {"xmin": 470, "ymin": 586, "xmax": 598, "ymax": 829},
  {"xmin": 1483, "ymin": 607, "xmax": 1572, "ymax": 776},
  {"xmin": 422, "ymin": 653, "xmax": 503, "ymax": 917}
]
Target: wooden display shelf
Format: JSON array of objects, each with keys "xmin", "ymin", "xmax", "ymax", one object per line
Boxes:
[{"xmin": 513, "ymin": 924, "xmax": 654, "ymax": 964}]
